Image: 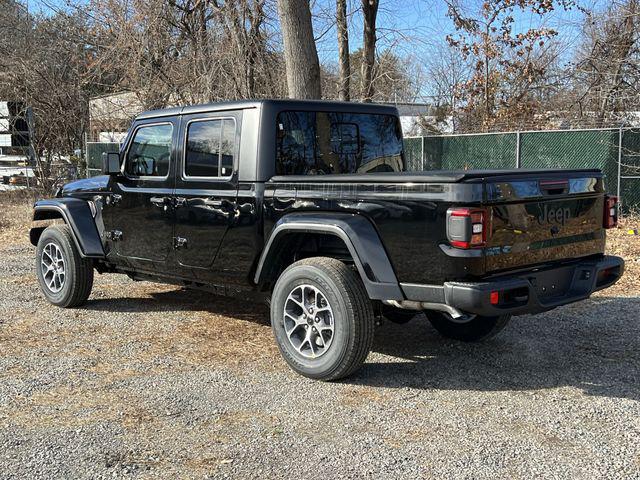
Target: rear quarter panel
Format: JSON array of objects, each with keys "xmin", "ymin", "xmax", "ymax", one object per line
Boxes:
[
  {"xmin": 263, "ymin": 172, "xmax": 607, "ymax": 287},
  {"xmin": 263, "ymin": 180, "xmax": 486, "ymax": 285}
]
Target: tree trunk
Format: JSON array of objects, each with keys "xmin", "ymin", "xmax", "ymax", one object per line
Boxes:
[
  {"xmin": 596, "ymin": 0, "xmax": 637, "ymax": 125},
  {"xmin": 336, "ymin": 0, "xmax": 350, "ymax": 101},
  {"xmin": 361, "ymin": 0, "xmax": 378, "ymax": 102},
  {"xmin": 277, "ymin": 0, "xmax": 322, "ymax": 99}
]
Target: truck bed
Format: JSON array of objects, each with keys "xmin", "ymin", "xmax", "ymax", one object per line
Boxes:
[
  {"xmin": 269, "ymin": 169, "xmax": 602, "ymax": 184},
  {"xmin": 266, "ymin": 168, "xmax": 609, "ymax": 285}
]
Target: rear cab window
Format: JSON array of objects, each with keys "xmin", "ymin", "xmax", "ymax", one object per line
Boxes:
[
  {"xmin": 184, "ymin": 118, "xmax": 236, "ymax": 179},
  {"xmin": 275, "ymin": 111, "xmax": 405, "ymax": 175}
]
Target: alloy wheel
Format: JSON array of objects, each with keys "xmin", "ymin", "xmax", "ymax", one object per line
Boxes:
[
  {"xmin": 40, "ymin": 242, "xmax": 66, "ymax": 293},
  {"xmin": 283, "ymin": 284, "xmax": 335, "ymax": 358}
]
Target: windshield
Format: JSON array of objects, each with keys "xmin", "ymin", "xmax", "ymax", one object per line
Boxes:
[{"xmin": 275, "ymin": 111, "xmax": 405, "ymax": 175}]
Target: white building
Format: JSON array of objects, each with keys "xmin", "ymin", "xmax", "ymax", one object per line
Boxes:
[
  {"xmin": 0, "ymin": 101, "xmax": 30, "ymax": 155},
  {"xmin": 89, "ymin": 92, "xmax": 145, "ymax": 142}
]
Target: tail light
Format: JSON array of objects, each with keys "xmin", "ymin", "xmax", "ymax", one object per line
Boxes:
[
  {"xmin": 603, "ymin": 195, "xmax": 618, "ymax": 229},
  {"xmin": 446, "ymin": 207, "xmax": 488, "ymax": 249},
  {"xmin": 490, "ymin": 290, "xmax": 500, "ymax": 305}
]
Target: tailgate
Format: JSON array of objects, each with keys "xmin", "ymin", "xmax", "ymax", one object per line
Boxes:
[{"xmin": 484, "ymin": 174, "xmax": 606, "ymax": 274}]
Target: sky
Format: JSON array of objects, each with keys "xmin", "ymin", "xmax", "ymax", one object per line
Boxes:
[
  {"xmin": 308, "ymin": 0, "xmax": 608, "ymax": 99},
  {"xmin": 312, "ymin": 0, "xmax": 611, "ymax": 102},
  {"xmin": 28, "ymin": 0, "xmax": 609, "ymax": 99},
  {"xmin": 311, "ymin": 0, "xmax": 600, "ymax": 61}
]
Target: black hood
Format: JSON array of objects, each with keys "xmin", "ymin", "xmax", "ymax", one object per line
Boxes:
[{"xmin": 61, "ymin": 175, "xmax": 110, "ymax": 196}]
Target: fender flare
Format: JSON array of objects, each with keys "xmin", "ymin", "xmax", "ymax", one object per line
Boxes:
[
  {"xmin": 31, "ymin": 198, "xmax": 105, "ymax": 258},
  {"xmin": 254, "ymin": 212, "xmax": 404, "ymax": 301}
]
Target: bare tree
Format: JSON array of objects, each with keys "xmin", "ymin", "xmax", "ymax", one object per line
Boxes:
[
  {"xmin": 277, "ymin": 0, "xmax": 322, "ymax": 99},
  {"xmin": 426, "ymin": 47, "xmax": 469, "ymax": 109},
  {"xmin": 574, "ymin": 0, "xmax": 639, "ymax": 125},
  {"xmin": 349, "ymin": 48, "xmax": 414, "ymax": 102},
  {"xmin": 424, "ymin": 46, "xmax": 471, "ymax": 131},
  {"xmin": 211, "ymin": 0, "xmax": 272, "ymax": 98},
  {"xmin": 88, "ymin": 0, "xmax": 287, "ymax": 107},
  {"xmin": 361, "ymin": 0, "xmax": 378, "ymax": 102},
  {"xmin": 445, "ymin": 0, "xmax": 574, "ymax": 130},
  {"xmin": 0, "ymin": 2, "xmax": 106, "ymax": 191},
  {"xmin": 336, "ymin": 0, "xmax": 350, "ymax": 101}
]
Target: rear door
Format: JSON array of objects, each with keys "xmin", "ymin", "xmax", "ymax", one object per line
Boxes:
[
  {"xmin": 173, "ymin": 111, "xmax": 241, "ymax": 282},
  {"xmin": 484, "ymin": 174, "xmax": 606, "ymax": 274}
]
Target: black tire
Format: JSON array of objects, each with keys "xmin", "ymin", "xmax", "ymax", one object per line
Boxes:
[
  {"xmin": 35, "ymin": 225, "xmax": 94, "ymax": 308},
  {"xmin": 428, "ymin": 311, "xmax": 511, "ymax": 342},
  {"xmin": 382, "ymin": 305, "xmax": 418, "ymax": 324},
  {"xmin": 270, "ymin": 257, "xmax": 374, "ymax": 381}
]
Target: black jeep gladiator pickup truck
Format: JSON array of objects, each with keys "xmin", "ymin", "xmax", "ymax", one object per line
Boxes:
[{"xmin": 30, "ymin": 99, "xmax": 624, "ymax": 380}]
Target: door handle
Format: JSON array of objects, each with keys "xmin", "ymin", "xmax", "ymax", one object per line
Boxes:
[
  {"xmin": 150, "ymin": 196, "xmax": 171, "ymax": 209},
  {"xmin": 204, "ymin": 199, "xmax": 229, "ymax": 208}
]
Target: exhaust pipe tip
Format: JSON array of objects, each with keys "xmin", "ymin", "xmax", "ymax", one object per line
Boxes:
[{"xmin": 382, "ymin": 299, "xmax": 464, "ymax": 319}]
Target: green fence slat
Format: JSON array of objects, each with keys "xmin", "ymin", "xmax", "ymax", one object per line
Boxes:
[
  {"xmin": 417, "ymin": 134, "xmax": 517, "ymax": 171},
  {"xmin": 621, "ymin": 129, "xmax": 640, "ymax": 177},
  {"xmin": 620, "ymin": 177, "xmax": 640, "ymax": 212},
  {"xmin": 404, "ymin": 137, "xmax": 423, "ymax": 171},
  {"xmin": 441, "ymin": 133, "xmax": 517, "ymax": 170},
  {"xmin": 520, "ymin": 130, "xmax": 620, "ymax": 192}
]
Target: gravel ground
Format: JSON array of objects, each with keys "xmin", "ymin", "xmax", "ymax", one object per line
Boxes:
[{"xmin": 1, "ymin": 198, "xmax": 639, "ymax": 479}]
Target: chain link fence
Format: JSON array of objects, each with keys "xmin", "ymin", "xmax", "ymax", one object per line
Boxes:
[
  {"xmin": 620, "ymin": 128, "xmax": 640, "ymax": 209},
  {"xmin": 429, "ymin": 133, "xmax": 518, "ymax": 170},
  {"xmin": 86, "ymin": 141, "xmax": 119, "ymax": 177},
  {"xmin": 406, "ymin": 127, "xmax": 640, "ymax": 211},
  {"xmin": 403, "ymin": 137, "xmax": 423, "ymax": 171}
]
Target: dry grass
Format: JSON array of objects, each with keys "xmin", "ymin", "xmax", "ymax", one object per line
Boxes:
[
  {"xmin": 0, "ymin": 191, "xmax": 277, "ymax": 374},
  {"xmin": 0, "ymin": 191, "xmax": 35, "ymax": 247},
  {"xmin": 601, "ymin": 213, "xmax": 640, "ymax": 296}
]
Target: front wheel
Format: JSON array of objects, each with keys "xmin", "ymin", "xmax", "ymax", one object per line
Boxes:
[
  {"xmin": 270, "ymin": 257, "xmax": 375, "ymax": 381},
  {"xmin": 35, "ymin": 225, "xmax": 94, "ymax": 308},
  {"xmin": 427, "ymin": 311, "xmax": 511, "ymax": 342}
]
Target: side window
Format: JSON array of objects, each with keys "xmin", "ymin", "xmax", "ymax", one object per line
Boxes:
[
  {"xmin": 185, "ymin": 118, "xmax": 236, "ymax": 178},
  {"xmin": 125, "ymin": 123, "xmax": 173, "ymax": 177}
]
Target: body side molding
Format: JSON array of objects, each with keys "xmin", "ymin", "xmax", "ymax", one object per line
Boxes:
[
  {"xmin": 254, "ymin": 212, "xmax": 404, "ymax": 300},
  {"xmin": 31, "ymin": 198, "xmax": 105, "ymax": 258}
]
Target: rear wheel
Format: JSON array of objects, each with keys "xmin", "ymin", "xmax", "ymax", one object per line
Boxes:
[
  {"xmin": 270, "ymin": 257, "xmax": 374, "ymax": 381},
  {"xmin": 427, "ymin": 311, "xmax": 510, "ymax": 342},
  {"xmin": 36, "ymin": 225, "xmax": 94, "ymax": 308},
  {"xmin": 382, "ymin": 305, "xmax": 418, "ymax": 324}
]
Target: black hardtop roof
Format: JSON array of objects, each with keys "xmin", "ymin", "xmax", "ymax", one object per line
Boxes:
[{"xmin": 136, "ymin": 98, "xmax": 400, "ymax": 120}]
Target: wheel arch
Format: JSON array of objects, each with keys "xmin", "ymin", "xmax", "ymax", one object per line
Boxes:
[
  {"xmin": 31, "ymin": 199, "xmax": 105, "ymax": 258},
  {"xmin": 254, "ymin": 213, "xmax": 404, "ymax": 301}
]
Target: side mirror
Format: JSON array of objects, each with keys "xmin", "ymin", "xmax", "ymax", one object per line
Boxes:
[{"xmin": 102, "ymin": 152, "xmax": 121, "ymax": 175}]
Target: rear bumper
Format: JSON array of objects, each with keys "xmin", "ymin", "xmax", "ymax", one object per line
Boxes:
[{"xmin": 401, "ymin": 255, "xmax": 624, "ymax": 317}]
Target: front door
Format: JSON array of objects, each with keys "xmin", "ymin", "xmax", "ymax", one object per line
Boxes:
[
  {"xmin": 173, "ymin": 112, "xmax": 240, "ymax": 282},
  {"xmin": 104, "ymin": 119, "xmax": 178, "ymax": 272}
]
